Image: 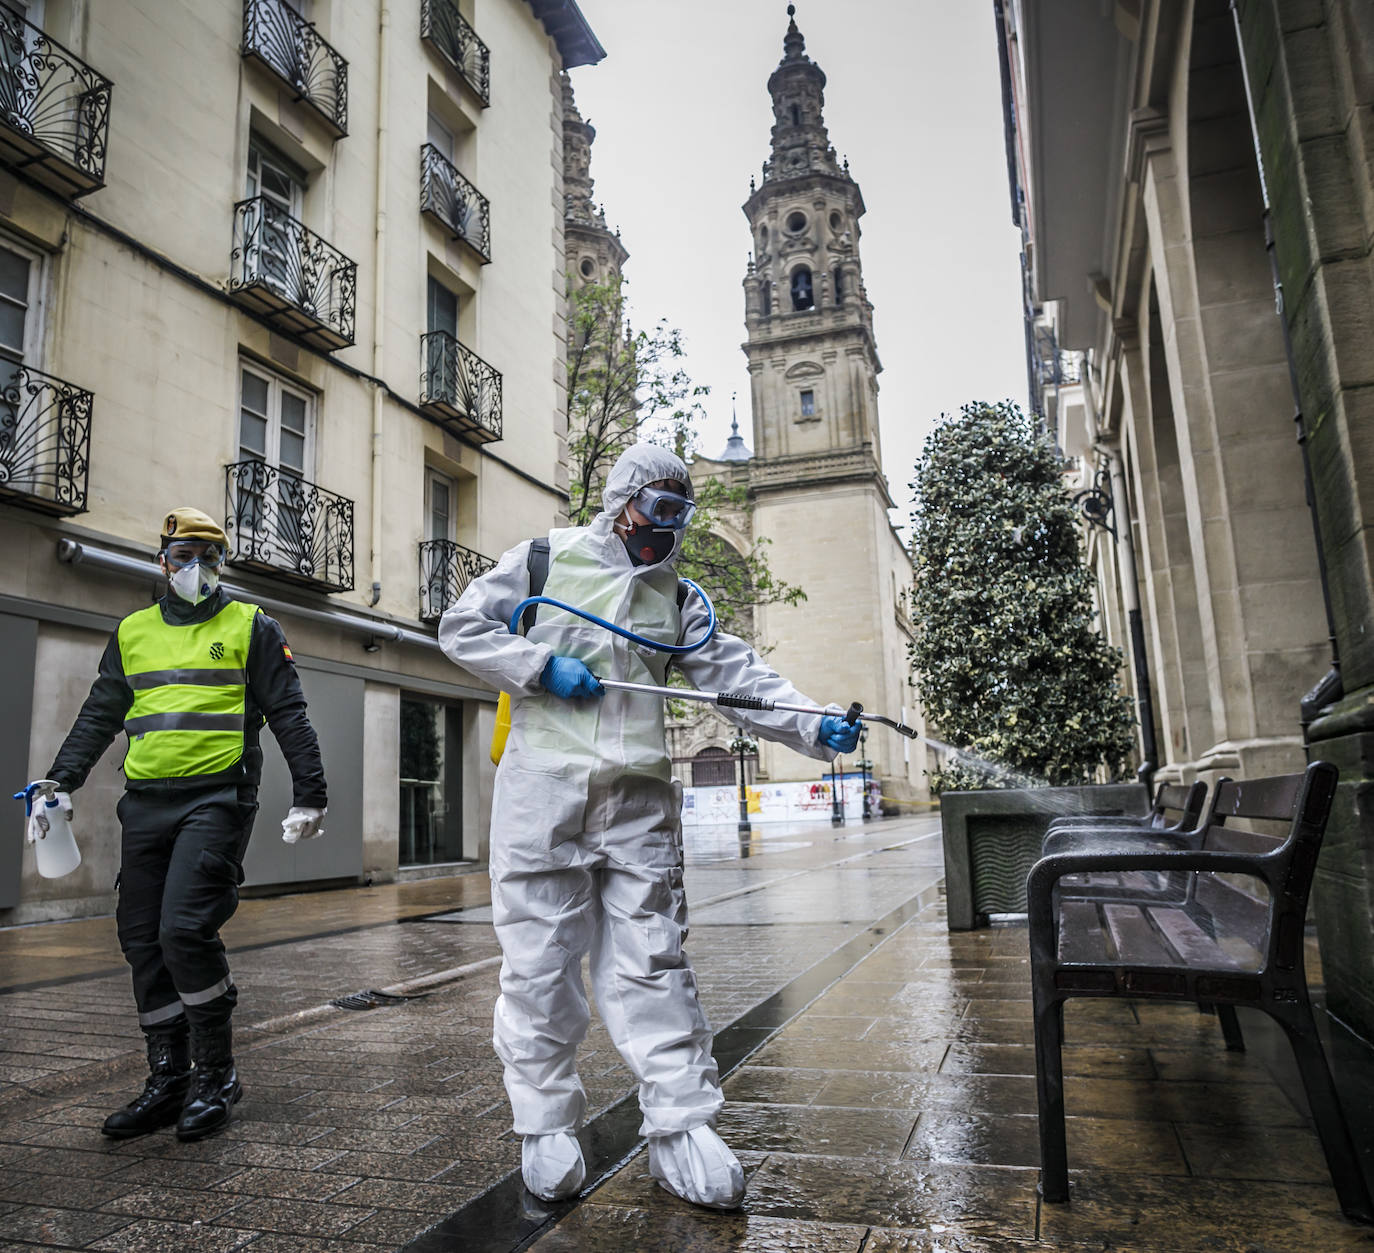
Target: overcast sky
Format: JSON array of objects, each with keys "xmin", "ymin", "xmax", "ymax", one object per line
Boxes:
[{"xmin": 567, "ymin": 0, "xmax": 1027, "ymax": 531}]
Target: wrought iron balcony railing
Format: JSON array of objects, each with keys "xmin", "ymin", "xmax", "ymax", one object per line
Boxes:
[
  {"xmin": 229, "ymin": 196, "xmax": 357, "ymax": 350},
  {"xmin": 418, "ymin": 539, "xmax": 495, "ymax": 622},
  {"xmin": 419, "ymin": 331, "xmax": 502, "ymax": 443},
  {"xmin": 242, "ymin": 0, "xmax": 348, "ymax": 138},
  {"xmin": 224, "ymin": 459, "xmax": 354, "ymax": 593},
  {"xmin": 0, "ymin": 7, "xmax": 111, "ymax": 196},
  {"xmin": 420, "ymin": 143, "xmax": 491, "ymax": 262},
  {"xmin": 0, "ymin": 362, "xmax": 91, "ymax": 515},
  {"xmin": 420, "ymin": 0, "xmax": 490, "ymax": 106}
]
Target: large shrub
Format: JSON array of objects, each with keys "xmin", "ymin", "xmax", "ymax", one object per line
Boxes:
[{"xmin": 910, "ymin": 400, "xmax": 1136, "ymax": 791}]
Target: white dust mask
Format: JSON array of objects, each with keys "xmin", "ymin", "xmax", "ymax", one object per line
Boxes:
[{"xmin": 169, "ymin": 561, "xmax": 219, "ymax": 606}]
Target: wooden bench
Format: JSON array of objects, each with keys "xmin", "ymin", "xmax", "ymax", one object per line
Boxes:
[{"xmin": 1027, "ymin": 762, "xmax": 1373, "ymax": 1223}]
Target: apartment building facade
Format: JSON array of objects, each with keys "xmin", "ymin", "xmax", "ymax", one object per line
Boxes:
[{"xmin": 0, "ymin": 0, "xmax": 603, "ymax": 921}]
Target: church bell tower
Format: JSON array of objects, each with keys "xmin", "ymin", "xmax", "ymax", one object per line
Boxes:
[
  {"xmin": 740, "ymin": 6, "xmax": 925, "ymax": 805},
  {"xmin": 742, "ymin": 5, "xmax": 885, "ymax": 487}
]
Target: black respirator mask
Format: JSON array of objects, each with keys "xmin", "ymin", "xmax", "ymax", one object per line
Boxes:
[{"xmin": 619, "ymin": 522, "xmax": 677, "ymax": 566}]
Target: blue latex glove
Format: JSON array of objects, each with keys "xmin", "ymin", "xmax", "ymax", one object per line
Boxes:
[
  {"xmin": 818, "ymin": 715, "xmax": 861, "ymax": 754},
  {"xmin": 541, "ymin": 656, "xmax": 604, "ymax": 701}
]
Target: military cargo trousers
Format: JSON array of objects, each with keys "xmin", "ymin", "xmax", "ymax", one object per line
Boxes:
[{"xmin": 115, "ymin": 784, "xmax": 258, "ymax": 1038}]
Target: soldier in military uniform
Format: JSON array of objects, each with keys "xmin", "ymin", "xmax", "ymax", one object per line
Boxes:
[{"xmin": 32, "ymin": 507, "xmax": 328, "ymax": 1140}]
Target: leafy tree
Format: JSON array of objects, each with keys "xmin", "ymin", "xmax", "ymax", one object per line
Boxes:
[
  {"xmin": 566, "ymin": 273, "xmax": 704, "ymax": 526},
  {"xmin": 909, "ymin": 400, "xmax": 1136, "ymax": 792},
  {"xmin": 566, "ymin": 274, "xmax": 804, "ymax": 645}
]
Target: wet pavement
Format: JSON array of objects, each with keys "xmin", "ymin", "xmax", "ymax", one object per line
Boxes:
[{"xmin": 0, "ymin": 813, "xmax": 1370, "ymax": 1251}]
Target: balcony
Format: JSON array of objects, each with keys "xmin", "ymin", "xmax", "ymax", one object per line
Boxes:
[
  {"xmin": 419, "ymin": 331, "xmax": 502, "ymax": 443},
  {"xmin": 418, "ymin": 539, "xmax": 495, "ymax": 622},
  {"xmin": 420, "ymin": 143, "xmax": 490, "ymax": 262},
  {"xmin": 0, "ymin": 363, "xmax": 91, "ymax": 515},
  {"xmin": 0, "ymin": 8, "xmax": 111, "ymax": 196},
  {"xmin": 224, "ymin": 459, "xmax": 354, "ymax": 593},
  {"xmin": 228, "ymin": 196, "xmax": 357, "ymax": 350},
  {"xmin": 420, "ymin": 0, "xmax": 490, "ymax": 107},
  {"xmin": 241, "ymin": 0, "xmax": 348, "ymax": 138}
]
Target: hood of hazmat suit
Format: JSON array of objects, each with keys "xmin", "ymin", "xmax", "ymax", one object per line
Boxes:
[{"xmin": 437, "ymin": 441, "xmax": 836, "ymax": 1146}]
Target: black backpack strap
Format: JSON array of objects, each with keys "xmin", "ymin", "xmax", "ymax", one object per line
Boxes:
[
  {"xmin": 676, "ymin": 580, "xmax": 688, "ymax": 609},
  {"xmin": 521, "ymin": 539, "xmax": 551, "ymax": 635}
]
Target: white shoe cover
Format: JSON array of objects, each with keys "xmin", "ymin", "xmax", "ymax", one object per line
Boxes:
[
  {"xmin": 648, "ymin": 1125, "xmax": 746, "ymax": 1209},
  {"xmin": 521, "ymin": 1132, "xmax": 586, "ymax": 1201}
]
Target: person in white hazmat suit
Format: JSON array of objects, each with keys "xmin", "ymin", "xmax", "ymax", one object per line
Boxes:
[{"xmin": 438, "ymin": 443, "xmax": 860, "ymax": 1208}]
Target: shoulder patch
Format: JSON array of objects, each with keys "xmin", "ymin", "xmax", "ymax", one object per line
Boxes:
[{"xmin": 282, "ymin": 643, "xmax": 294, "ymax": 663}]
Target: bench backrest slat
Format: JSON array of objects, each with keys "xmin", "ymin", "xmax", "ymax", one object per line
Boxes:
[{"xmin": 1214, "ymin": 774, "xmax": 1304, "ymax": 823}]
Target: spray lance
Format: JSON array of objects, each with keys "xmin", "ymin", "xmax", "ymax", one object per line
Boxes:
[{"xmin": 506, "ymin": 585, "xmax": 921, "ymax": 741}]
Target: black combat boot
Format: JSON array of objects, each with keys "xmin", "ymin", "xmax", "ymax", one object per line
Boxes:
[
  {"xmin": 176, "ymin": 1023, "xmax": 242, "ymax": 1141},
  {"xmin": 101, "ymin": 1030, "xmax": 191, "ymax": 1138}
]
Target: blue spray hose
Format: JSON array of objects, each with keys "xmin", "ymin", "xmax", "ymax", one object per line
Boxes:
[{"xmin": 507, "ymin": 578, "xmax": 717, "ymax": 655}]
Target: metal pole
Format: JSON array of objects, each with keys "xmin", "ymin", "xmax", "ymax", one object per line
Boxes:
[
  {"xmin": 735, "ymin": 737, "xmax": 751, "ymax": 836},
  {"xmin": 830, "ymin": 758, "xmax": 844, "ymax": 827},
  {"xmin": 860, "ymin": 726, "xmax": 872, "ymax": 820},
  {"xmin": 1106, "ymin": 450, "xmax": 1159, "ymax": 790}
]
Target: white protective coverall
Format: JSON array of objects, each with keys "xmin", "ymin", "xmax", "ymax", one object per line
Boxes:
[{"xmin": 438, "ymin": 444, "xmax": 836, "ymax": 1141}]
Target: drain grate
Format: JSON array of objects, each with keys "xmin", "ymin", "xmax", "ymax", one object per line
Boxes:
[{"xmin": 329, "ymin": 988, "xmax": 432, "ymax": 1011}]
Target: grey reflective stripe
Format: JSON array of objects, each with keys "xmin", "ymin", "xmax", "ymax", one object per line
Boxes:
[
  {"xmin": 127, "ymin": 669, "xmax": 246, "ymax": 690},
  {"xmin": 138, "ymin": 999, "xmax": 185, "ymax": 1026},
  {"xmin": 124, "ymin": 712, "xmax": 247, "ymax": 736},
  {"xmin": 181, "ymin": 974, "xmax": 234, "ymax": 1006}
]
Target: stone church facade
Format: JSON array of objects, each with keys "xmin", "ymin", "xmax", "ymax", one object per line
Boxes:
[{"xmin": 667, "ymin": 12, "xmax": 928, "ymax": 809}]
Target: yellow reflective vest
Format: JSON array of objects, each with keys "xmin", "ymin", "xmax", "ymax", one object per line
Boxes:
[{"xmin": 118, "ymin": 599, "xmax": 260, "ymax": 781}]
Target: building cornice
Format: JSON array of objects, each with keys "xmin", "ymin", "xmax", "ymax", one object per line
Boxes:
[{"xmin": 527, "ymin": 0, "xmax": 605, "ymax": 68}]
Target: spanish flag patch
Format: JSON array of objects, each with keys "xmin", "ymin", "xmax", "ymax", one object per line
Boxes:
[{"xmin": 282, "ymin": 644, "xmax": 294, "ymax": 662}]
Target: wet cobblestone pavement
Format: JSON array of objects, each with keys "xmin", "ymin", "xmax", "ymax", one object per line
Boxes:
[{"xmin": 0, "ymin": 814, "xmax": 1371, "ymax": 1251}]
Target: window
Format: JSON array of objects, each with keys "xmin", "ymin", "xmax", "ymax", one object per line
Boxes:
[
  {"xmin": 790, "ymin": 103, "xmax": 800, "ymax": 126},
  {"xmin": 790, "ymin": 266, "xmax": 813, "ymax": 311},
  {"xmin": 833, "ymin": 267, "xmax": 844, "ymax": 306},
  {"xmin": 427, "ymin": 275, "xmax": 459, "ymax": 337},
  {"xmin": 426, "ymin": 275, "xmax": 460, "ymax": 397},
  {"xmin": 760, "ymin": 281, "xmax": 771, "ymax": 317},
  {"xmin": 399, "ymin": 697, "xmax": 464, "ymax": 865},
  {"xmin": 426, "ymin": 469, "xmax": 455, "ymax": 542},
  {"xmin": 238, "ymin": 361, "xmax": 315, "ymax": 547},
  {"xmin": 0, "ymin": 237, "xmax": 43, "ymax": 372},
  {"xmin": 799, "ymin": 389, "xmax": 816, "ymax": 417},
  {"xmin": 785, "ymin": 210, "xmax": 806, "ymax": 233},
  {"xmin": 245, "ymin": 136, "xmax": 306, "ymax": 299},
  {"xmin": 579, "ymin": 257, "xmax": 596, "ymax": 279}
]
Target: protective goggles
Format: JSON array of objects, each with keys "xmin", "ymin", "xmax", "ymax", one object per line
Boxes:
[
  {"xmin": 163, "ymin": 542, "xmax": 225, "ymax": 569},
  {"xmin": 631, "ymin": 484, "xmax": 696, "ymax": 530}
]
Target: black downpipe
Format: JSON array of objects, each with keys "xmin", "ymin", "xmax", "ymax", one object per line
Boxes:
[
  {"xmin": 1129, "ymin": 607, "xmax": 1159, "ymax": 789},
  {"xmin": 1230, "ymin": 2, "xmax": 1342, "ymax": 732}
]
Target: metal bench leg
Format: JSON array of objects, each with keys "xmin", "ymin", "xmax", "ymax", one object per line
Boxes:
[
  {"xmin": 1274, "ymin": 1007, "xmax": 1374, "ymax": 1224},
  {"xmin": 1033, "ymin": 990, "xmax": 1070, "ymax": 1203},
  {"xmin": 1215, "ymin": 1004, "xmax": 1245, "ymax": 1052}
]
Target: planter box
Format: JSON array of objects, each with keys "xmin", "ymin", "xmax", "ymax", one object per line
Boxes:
[{"xmin": 940, "ymin": 783, "xmax": 1147, "ymax": 929}]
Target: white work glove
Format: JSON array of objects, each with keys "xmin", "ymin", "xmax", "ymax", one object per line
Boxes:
[
  {"xmin": 281, "ymin": 806, "xmax": 326, "ymax": 844},
  {"xmin": 16, "ymin": 779, "xmax": 73, "ymax": 842}
]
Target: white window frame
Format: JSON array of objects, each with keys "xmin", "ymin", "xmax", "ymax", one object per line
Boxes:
[
  {"xmin": 0, "ymin": 232, "xmax": 46, "ymax": 370},
  {"xmin": 425, "ymin": 468, "xmax": 456, "ymax": 543},
  {"xmin": 238, "ymin": 359, "xmax": 316, "ymax": 476}
]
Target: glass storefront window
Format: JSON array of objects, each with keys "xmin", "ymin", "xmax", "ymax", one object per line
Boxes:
[{"xmin": 399, "ymin": 697, "xmax": 463, "ymax": 865}]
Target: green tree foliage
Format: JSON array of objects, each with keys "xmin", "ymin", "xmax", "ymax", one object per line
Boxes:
[
  {"xmin": 566, "ymin": 274, "xmax": 803, "ymax": 645},
  {"xmin": 909, "ymin": 400, "xmax": 1136, "ymax": 792}
]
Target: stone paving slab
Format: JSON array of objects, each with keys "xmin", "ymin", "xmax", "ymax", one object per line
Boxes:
[{"xmin": 1, "ymin": 815, "xmax": 1371, "ymax": 1250}]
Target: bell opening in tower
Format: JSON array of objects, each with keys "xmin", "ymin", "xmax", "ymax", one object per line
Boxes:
[{"xmin": 791, "ymin": 267, "xmax": 814, "ymax": 311}]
